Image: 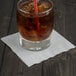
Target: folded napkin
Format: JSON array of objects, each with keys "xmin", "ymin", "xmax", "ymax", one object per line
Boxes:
[{"xmin": 1, "ymin": 30, "xmax": 75, "ymax": 67}]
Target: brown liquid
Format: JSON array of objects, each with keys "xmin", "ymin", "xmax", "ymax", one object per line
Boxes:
[{"xmin": 17, "ymin": 1, "xmax": 54, "ymax": 41}]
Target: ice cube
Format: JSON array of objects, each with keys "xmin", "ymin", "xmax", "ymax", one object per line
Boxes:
[
  {"xmin": 22, "ymin": 5, "xmax": 30, "ymax": 12},
  {"xmin": 41, "ymin": 2, "xmax": 50, "ymax": 10},
  {"xmin": 38, "ymin": 2, "xmax": 51, "ymax": 12},
  {"xmin": 38, "ymin": 4, "xmax": 44, "ymax": 12},
  {"xmin": 22, "ymin": 1, "xmax": 35, "ymax": 13},
  {"xmin": 28, "ymin": 1, "xmax": 34, "ymax": 7},
  {"xmin": 28, "ymin": 1, "xmax": 35, "ymax": 12}
]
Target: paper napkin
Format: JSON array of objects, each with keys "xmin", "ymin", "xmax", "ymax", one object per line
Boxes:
[{"xmin": 1, "ymin": 30, "xmax": 75, "ymax": 67}]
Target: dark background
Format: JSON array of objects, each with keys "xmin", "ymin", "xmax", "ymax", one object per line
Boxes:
[{"xmin": 0, "ymin": 0, "xmax": 76, "ymax": 76}]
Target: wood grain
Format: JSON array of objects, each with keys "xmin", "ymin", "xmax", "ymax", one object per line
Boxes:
[
  {"xmin": 0, "ymin": 0, "xmax": 76, "ymax": 76},
  {"xmin": 0, "ymin": 0, "xmax": 15, "ymax": 72}
]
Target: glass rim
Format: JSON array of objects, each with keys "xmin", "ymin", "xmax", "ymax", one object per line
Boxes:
[{"xmin": 17, "ymin": 0, "xmax": 53, "ymax": 15}]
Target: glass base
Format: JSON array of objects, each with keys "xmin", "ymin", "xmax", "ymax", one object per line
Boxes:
[{"xmin": 19, "ymin": 35, "xmax": 50, "ymax": 51}]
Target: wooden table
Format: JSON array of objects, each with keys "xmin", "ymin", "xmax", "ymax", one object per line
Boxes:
[{"xmin": 0, "ymin": 0, "xmax": 76, "ymax": 76}]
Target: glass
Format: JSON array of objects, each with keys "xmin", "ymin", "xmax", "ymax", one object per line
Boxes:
[{"xmin": 17, "ymin": 0, "xmax": 54, "ymax": 51}]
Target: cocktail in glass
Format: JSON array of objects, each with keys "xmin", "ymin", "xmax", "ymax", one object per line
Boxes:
[{"xmin": 17, "ymin": 0, "xmax": 54, "ymax": 51}]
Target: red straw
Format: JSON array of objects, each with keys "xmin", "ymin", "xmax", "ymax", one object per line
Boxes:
[{"xmin": 34, "ymin": 0, "xmax": 40, "ymax": 31}]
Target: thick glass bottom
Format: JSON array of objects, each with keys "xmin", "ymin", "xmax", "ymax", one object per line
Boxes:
[{"xmin": 19, "ymin": 35, "xmax": 50, "ymax": 51}]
